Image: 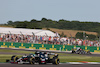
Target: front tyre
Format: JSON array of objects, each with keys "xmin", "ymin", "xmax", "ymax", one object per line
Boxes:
[
  {"xmin": 87, "ymin": 51, "xmax": 91, "ymax": 54},
  {"xmin": 52, "ymin": 58, "xmax": 60, "ymax": 65}
]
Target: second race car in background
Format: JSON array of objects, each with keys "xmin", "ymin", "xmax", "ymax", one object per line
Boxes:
[{"xmin": 71, "ymin": 47, "xmax": 91, "ymax": 54}]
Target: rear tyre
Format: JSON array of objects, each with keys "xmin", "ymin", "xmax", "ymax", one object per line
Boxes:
[
  {"xmin": 29, "ymin": 58, "xmax": 35, "ymax": 64},
  {"xmin": 11, "ymin": 55, "xmax": 19, "ymax": 62},
  {"xmin": 11, "ymin": 55, "xmax": 15, "ymax": 61},
  {"xmin": 72, "ymin": 50, "xmax": 75, "ymax": 53}
]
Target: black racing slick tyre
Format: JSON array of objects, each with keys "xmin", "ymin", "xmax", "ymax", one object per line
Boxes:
[
  {"xmin": 87, "ymin": 51, "xmax": 91, "ymax": 54},
  {"xmin": 11, "ymin": 55, "xmax": 15, "ymax": 60},
  {"xmin": 72, "ymin": 50, "xmax": 75, "ymax": 53},
  {"xmin": 52, "ymin": 58, "xmax": 60, "ymax": 65},
  {"xmin": 11, "ymin": 55, "xmax": 19, "ymax": 62},
  {"xmin": 29, "ymin": 58, "xmax": 35, "ymax": 64}
]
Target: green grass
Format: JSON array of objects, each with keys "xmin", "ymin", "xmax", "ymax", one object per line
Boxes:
[
  {"xmin": 59, "ymin": 56, "xmax": 100, "ymax": 62},
  {"xmin": 0, "ymin": 49, "xmax": 100, "ymax": 63},
  {"xmin": 0, "ymin": 49, "xmax": 34, "ymax": 54}
]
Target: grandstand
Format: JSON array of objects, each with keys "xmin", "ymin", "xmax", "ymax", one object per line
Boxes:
[{"xmin": 0, "ymin": 27, "xmax": 99, "ymax": 46}]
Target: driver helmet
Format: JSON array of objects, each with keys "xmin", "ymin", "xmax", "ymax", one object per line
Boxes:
[{"xmin": 54, "ymin": 54, "xmax": 58, "ymax": 56}]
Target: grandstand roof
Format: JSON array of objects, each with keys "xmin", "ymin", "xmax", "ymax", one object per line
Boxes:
[{"xmin": 0, "ymin": 27, "xmax": 59, "ymax": 37}]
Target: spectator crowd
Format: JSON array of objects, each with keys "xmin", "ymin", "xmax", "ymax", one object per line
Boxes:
[{"xmin": 0, "ymin": 33, "xmax": 100, "ymax": 47}]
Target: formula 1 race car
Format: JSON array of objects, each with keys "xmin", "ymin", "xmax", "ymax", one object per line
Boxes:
[
  {"xmin": 6, "ymin": 51, "xmax": 60, "ymax": 65},
  {"xmin": 71, "ymin": 47, "xmax": 91, "ymax": 54}
]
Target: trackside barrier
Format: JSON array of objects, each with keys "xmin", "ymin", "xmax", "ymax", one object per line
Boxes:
[{"xmin": 0, "ymin": 42, "xmax": 100, "ymax": 52}]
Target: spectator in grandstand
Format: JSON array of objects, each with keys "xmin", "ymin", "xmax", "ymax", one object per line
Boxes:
[{"xmin": 0, "ymin": 33, "xmax": 100, "ymax": 47}]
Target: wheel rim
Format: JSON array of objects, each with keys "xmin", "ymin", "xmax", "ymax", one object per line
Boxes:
[
  {"xmin": 55, "ymin": 59, "xmax": 59, "ymax": 64},
  {"xmin": 57, "ymin": 60, "xmax": 59, "ymax": 64}
]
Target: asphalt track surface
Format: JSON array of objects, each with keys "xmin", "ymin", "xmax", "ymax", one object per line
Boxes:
[
  {"xmin": 0, "ymin": 48, "xmax": 100, "ymax": 67},
  {"xmin": 0, "ymin": 63, "xmax": 100, "ymax": 67}
]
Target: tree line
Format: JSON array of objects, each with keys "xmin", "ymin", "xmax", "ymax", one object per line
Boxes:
[
  {"xmin": 7, "ymin": 18, "xmax": 100, "ymax": 33},
  {"xmin": 75, "ymin": 32, "xmax": 97, "ymax": 40},
  {"xmin": 5, "ymin": 18, "xmax": 100, "ymax": 40}
]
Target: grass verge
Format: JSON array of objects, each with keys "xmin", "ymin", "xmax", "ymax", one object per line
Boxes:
[{"xmin": 0, "ymin": 49, "xmax": 34, "ymax": 54}]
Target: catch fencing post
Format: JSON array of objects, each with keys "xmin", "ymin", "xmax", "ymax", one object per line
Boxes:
[{"xmin": 59, "ymin": 47, "xmax": 61, "ymax": 51}]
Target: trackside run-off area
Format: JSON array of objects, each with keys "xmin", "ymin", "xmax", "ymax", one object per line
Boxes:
[{"xmin": 0, "ymin": 48, "xmax": 100, "ymax": 63}]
